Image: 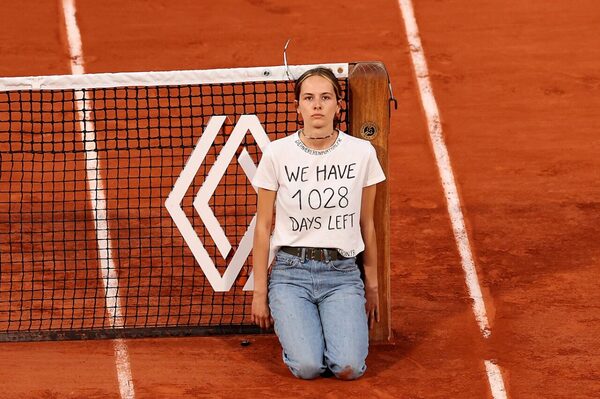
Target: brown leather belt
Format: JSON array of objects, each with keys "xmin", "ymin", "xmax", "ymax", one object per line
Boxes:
[{"xmin": 280, "ymin": 246, "xmax": 343, "ymax": 262}]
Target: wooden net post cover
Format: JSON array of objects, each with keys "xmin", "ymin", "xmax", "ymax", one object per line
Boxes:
[{"xmin": 348, "ymin": 62, "xmax": 392, "ymax": 342}]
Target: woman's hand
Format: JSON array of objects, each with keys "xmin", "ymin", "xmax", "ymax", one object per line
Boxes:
[
  {"xmin": 365, "ymin": 285, "xmax": 380, "ymax": 330},
  {"xmin": 251, "ymin": 291, "xmax": 273, "ymax": 330}
]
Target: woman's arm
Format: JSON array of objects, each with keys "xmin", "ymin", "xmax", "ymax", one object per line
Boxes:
[
  {"xmin": 360, "ymin": 184, "xmax": 379, "ymax": 330},
  {"xmin": 251, "ymin": 187, "xmax": 277, "ymax": 329}
]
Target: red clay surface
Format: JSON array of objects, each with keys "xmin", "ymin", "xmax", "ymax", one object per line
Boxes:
[{"xmin": 1, "ymin": 0, "xmax": 599, "ymax": 398}]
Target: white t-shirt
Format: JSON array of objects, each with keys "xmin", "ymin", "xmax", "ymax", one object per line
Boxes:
[{"xmin": 252, "ymin": 130, "xmax": 386, "ymax": 257}]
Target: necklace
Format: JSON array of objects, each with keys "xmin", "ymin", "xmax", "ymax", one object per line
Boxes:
[{"xmin": 300, "ymin": 129, "xmax": 337, "ymax": 140}]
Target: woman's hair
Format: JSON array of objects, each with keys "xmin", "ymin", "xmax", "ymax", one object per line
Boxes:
[{"xmin": 294, "ymin": 67, "xmax": 343, "ymax": 102}]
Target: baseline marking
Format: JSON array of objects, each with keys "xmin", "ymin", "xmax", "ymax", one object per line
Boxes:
[
  {"xmin": 61, "ymin": 1, "xmax": 135, "ymax": 398},
  {"xmin": 397, "ymin": 0, "xmax": 508, "ymax": 397}
]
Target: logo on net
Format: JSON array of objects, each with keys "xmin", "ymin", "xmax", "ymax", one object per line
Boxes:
[{"xmin": 165, "ymin": 115, "xmax": 269, "ymax": 292}]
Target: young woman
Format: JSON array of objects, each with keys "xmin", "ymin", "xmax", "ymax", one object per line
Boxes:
[{"xmin": 251, "ymin": 67, "xmax": 386, "ymax": 380}]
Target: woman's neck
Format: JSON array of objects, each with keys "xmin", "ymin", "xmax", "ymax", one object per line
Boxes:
[{"xmin": 299, "ymin": 126, "xmax": 339, "ymax": 150}]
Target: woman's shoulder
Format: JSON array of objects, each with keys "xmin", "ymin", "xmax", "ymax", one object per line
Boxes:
[{"xmin": 339, "ymin": 131, "xmax": 376, "ymax": 152}]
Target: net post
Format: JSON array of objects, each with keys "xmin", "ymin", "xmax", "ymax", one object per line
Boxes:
[{"xmin": 348, "ymin": 62, "xmax": 392, "ymax": 342}]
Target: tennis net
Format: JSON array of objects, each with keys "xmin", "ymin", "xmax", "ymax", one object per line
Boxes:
[{"xmin": 0, "ymin": 64, "xmax": 350, "ymax": 341}]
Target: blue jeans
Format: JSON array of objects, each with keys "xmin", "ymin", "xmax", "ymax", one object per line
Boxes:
[{"xmin": 268, "ymin": 250, "xmax": 369, "ymax": 380}]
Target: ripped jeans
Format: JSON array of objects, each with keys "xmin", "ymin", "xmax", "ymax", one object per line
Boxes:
[{"xmin": 268, "ymin": 250, "xmax": 368, "ymax": 380}]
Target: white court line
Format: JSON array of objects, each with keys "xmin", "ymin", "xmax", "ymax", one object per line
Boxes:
[
  {"xmin": 485, "ymin": 360, "xmax": 509, "ymax": 399},
  {"xmin": 397, "ymin": 0, "xmax": 508, "ymax": 397},
  {"xmin": 397, "ymin": 0, "xmax": 491, "ymax": 339},
  {"xmin": 61, "ymin": 1, "xmax": 135, "ymax": 398}
]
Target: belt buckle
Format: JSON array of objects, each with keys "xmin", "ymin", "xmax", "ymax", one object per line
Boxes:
[
  {"xmin": 309, "ymin": 247, "xmax": 321, "ymax": 261},
  {"xmin": 304, "ymin": 247, "xmax": 330, "ymax": 261}
]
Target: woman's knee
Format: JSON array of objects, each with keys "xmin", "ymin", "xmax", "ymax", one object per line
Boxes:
[
  {"xmin": 289, "ymin": 361, "xmax": 325, "ymax": 380},
  {"xmin": 333, "ymin": 364, "xmax": 366, "ymax": 380},
  {"xmin": 283, "ymin": 349, "xmax": 326, "ymax": 380},
  {"xmin": 327, "ymin": 356, "xmax": 367, "ymax": 380}
]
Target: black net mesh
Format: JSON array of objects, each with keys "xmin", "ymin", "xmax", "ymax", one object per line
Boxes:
[{"xmin": 0, "ymin": 77, "xmax": 349, "ymax": 340}]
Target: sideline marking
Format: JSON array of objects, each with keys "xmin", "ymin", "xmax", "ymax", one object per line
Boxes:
[
  {"xmin": 397, "ymin": 0, "xmax": 491, "ymax": 339},
  {"xmin": 397, "ymin": 0, "xmax": 509, "ymax": 397},
  {"xmin": 485, "ymin": 360, "xmax": 509, "ymax": 399},
  {"xmin": 61, "ymin": 1, "xmax": 135, "ymax": 398}
]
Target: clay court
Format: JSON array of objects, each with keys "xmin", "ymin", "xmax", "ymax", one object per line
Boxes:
[{"xmin": 1, "ymin": 1, "xmax": 599, "ymax": 398}]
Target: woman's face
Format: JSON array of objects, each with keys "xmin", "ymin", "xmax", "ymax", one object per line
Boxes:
[{"xmin": 296, "ymin": 75, "xmax": 341, "ymax": 131}]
